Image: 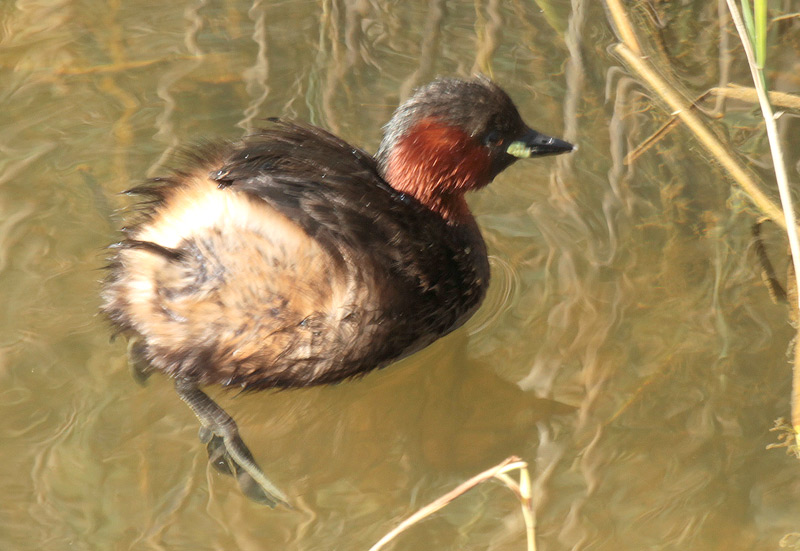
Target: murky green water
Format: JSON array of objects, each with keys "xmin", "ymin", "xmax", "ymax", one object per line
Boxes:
[{"xmin": 2, "ymin": 1, "xmax": 799, "ymax": 549}]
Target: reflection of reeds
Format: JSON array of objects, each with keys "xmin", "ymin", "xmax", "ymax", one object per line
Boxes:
[
  {"xmin": 604, "ymin": 0, "xmax": 800, "ymax": 454},
  {"xmin": 612, "ymin": 43, "xmax": 785, "ymax": 228},
  {"xmin": 472, "ymin": 0, "xmax": 502, "ymax": 76},
  {"xmin": 149, "ymin": 1, "xmax": 205, "ymax": 176},
  {"xmin": 726, "ymin": 0, "xmax": 800, "ymax": 452},
  {"xmin": 624, "ymin": 86, "xmax": 800, "ymax": 165},
  {"xmin": 397, "ymin": 0, "xmax": 444, "ymax": 100},
  {"xmin": 237, "ymin": 0, "xmax": 270, "ymax": 134}
]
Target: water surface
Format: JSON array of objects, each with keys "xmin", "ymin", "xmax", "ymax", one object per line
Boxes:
[{"xmin": 1, "ymin": 1, "xmax": 799, "ymax": 549}]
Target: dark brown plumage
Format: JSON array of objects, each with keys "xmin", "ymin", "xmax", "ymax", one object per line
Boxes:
[{"xmin": 102, "ymin": 76, "xmax": 574, "ymax": 506}]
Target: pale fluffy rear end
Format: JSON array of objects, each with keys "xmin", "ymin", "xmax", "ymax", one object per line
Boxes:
[{"xmin": 102, "ymin": 174, "xmax": 363, "ymax": 387}]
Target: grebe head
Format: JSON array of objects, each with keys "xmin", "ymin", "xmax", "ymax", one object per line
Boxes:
[{"xmin": 376, "ymin": 76, "xmax": 574, "ymax": 223}]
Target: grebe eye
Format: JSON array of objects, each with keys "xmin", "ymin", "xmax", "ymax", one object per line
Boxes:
[{"xmin": 483, "ymin": 131, "xmax": 503, "ymax": 148}]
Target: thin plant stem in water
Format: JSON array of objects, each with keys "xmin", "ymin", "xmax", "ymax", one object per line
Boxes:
[
  {"xmin": 368, "ymin": 456, "xmax": 536, "ymax": 551},
  {"xmin": 726, "ymin": 0, "xmax": 800, "ymax": 447}
]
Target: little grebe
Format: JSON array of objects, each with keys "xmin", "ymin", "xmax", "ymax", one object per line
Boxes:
[{"xmin": 102, "ymin": 76, "xmax": 574, "ymax": 506}]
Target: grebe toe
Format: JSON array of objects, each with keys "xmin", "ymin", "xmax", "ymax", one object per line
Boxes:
[{"xmin": 174, "ymin": 379, "xmax": 290, "ymax": 507}]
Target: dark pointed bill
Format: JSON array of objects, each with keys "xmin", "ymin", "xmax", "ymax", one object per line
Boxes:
[{"xmin": 506, "ymin": 128, "xmax": 575, "ymax": 158}]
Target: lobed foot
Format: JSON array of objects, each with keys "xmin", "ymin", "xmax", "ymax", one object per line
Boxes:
[{"xmin": 175, "ymin": 379, "xmax": 290, "ymax": 507}]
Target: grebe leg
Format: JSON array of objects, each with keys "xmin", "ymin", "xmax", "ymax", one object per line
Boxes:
[{"xmin": 174, "ymin": 378, "xmax": 290, "ymax": 507}]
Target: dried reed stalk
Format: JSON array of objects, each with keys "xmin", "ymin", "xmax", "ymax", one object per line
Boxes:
[{"xmin": 368, "ymin": 456, "xmax": 535, "ymax": 551}]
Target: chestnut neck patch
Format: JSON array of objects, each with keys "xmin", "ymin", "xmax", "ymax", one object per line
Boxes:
[{"xmin": 383, "ymin": 118, "xmax": 492, "ymax": 224}]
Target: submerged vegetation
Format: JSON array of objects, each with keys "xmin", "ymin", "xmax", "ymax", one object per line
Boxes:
[{"xmin": 606, "ymin": 0, "xmax": 800, "ymax": 455}]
